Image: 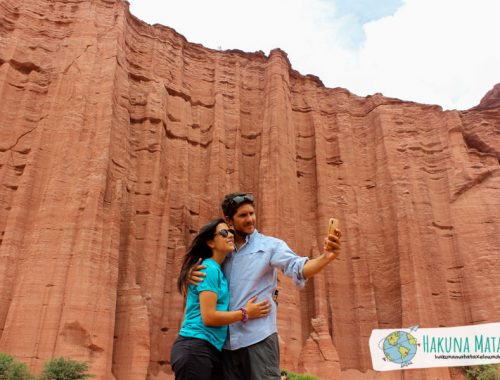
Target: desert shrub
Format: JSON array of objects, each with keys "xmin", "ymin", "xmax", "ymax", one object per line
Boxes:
[
  {"xmin": 0, "ymin": 353, "xmax": 33, "ymax": 380},
  {"xmin": 40, "ymin": 357, "xmax": 93, "ymax": 380},
  {"xmin": 464, "ymin": 364, "xmax": 499, "ymax": 380},
  {"xmin": 282, "ymin": 369, "xmax": 322, "ymax": 380}
]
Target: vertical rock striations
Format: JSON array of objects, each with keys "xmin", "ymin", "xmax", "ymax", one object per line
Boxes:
[{"xmin": 0, "ymin": 1, "xmax": 498, "ymax": 379}]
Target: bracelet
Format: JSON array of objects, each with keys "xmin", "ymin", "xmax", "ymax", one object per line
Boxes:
[{"xmin": 240, "ymin": 307, "xmax": 248, "ymax": 323}]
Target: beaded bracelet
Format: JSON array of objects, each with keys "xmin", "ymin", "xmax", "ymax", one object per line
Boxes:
[{"xmin": 240, "ymin": 307, "xmax": 248, "ymax": 323}]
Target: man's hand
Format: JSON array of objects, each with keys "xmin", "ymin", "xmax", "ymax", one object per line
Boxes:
[
  {"xmin": 323, "ymin": 229, "xmax": 341, "ymax": 260},
  {"xmin": 188, "ymin": 258, "xmax": 207, "ymax": 286},
  {"xmin": 303, "ymin": 229, "xmax": 342, "ymax": 279}
]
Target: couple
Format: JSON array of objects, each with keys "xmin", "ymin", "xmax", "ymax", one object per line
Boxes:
[{"xmin": 170, "ymin": 193, "xmax": 342, "ymax": 380}]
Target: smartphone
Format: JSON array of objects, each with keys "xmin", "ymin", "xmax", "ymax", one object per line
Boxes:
[{"xmin": 328, "ymin": 218, "xmax": 339, "ymax": 236}]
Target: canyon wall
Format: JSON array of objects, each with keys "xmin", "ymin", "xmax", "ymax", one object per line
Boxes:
[{"xmin": 0, "ymin": 0, "xmax": 498, "ymax": 378}]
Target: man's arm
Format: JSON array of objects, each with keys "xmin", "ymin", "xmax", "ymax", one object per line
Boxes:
[
  {"xmin": 302, "ymin": 231, "xmax": 341, "ymax": 279},
  {"xmin": 187, "ymin": 258, "xmax": 206, "ymax": 286}
]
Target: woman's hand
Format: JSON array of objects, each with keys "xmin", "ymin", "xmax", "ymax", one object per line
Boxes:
[{"xmin": 245, "ymin": 295, "xmax": 271, "ymax": 319}]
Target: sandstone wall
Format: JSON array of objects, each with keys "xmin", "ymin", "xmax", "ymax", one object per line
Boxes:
[{"xmin": 0, "ymin": 0, "xmax": 498, "ymax": 379}]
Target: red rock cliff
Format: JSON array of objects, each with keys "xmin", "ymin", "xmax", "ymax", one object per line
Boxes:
[{"xmin": 0, "ymin": 1, "xmax": 498, "ymax": 379}]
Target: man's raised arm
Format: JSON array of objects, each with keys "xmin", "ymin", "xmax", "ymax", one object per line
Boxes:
[{"xmin": 302, "ymin": 230, "xmax": 341, "ymax": 279}]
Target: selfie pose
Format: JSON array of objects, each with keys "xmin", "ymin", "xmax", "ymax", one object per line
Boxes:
[
  {"xmin": 170, "ymin": 218, "xmax": 270, "ymax": 380},
  {"xmin": 190, "ymin": 193, "xmax": 342, "ymax": 380}
]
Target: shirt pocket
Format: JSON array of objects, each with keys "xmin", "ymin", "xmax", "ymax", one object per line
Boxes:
[{"xmin": 236, "ymin": 248, "xmax": 269, "ymax": 281}]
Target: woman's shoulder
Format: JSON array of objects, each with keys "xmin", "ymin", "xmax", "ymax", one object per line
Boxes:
[
  {"xmin": 201, "ymin": 258, "xmax": 221, "ymax": 273},
  {"xmin": 198, "ymin": 259, "xmax": 224, "ymax": 289}
]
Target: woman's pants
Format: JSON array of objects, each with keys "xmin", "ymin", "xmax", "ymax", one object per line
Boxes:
[{"xmin": 170, "ymin": 336, "xmax": 222, "ymax": 380}]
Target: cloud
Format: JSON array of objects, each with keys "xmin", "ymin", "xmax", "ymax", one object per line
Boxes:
[
  {"xmin": 331, "ymin": 0, "xmax": 404, "ymax": 47},
  {"xmin": 350, "ymin": 0, "xmax": 500, "ymax": 109},
  {"xmin": 127, "ymin": 0, "xmax": 500, "ymax": 110}
]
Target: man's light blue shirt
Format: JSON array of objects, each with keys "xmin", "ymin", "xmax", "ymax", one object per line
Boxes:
[{"xmin": 222, "ymin": 229, "xmax": 308, "ymax": 350}]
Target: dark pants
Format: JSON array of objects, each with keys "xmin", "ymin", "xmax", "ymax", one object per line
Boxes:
[
  {"xmin": 170, "ymin": 336, "xmax": 222, "ymax": 380},
  {"xmin": 221, "ymin": 333, "xmax": 281, "ymax": 380}
]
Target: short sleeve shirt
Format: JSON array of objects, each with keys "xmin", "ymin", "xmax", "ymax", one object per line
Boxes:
[{"xmin": 179, "ymin": 258, "xmax": 229, "ymax": 351}]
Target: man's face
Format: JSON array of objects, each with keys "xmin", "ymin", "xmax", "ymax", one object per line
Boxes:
[{"xmin": 229, "ymin": 203, "xmax": 256, "ymax": 236}]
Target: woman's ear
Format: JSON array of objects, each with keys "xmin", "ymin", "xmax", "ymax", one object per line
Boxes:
[{"xmin": 206, "ymin": 239, "xmax": 215, "ymax": 249}]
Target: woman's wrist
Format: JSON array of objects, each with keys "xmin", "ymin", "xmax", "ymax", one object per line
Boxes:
[{"xmin": 240, "ymin": 307, "xmax": 248, "ymax": 323}]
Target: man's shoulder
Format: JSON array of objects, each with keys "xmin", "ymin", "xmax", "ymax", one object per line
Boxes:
[{"xmin": 253, "ymin": 230, "xmax": 286, "ymax": 246}]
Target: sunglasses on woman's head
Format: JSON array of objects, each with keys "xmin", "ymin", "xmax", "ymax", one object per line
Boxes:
[{"xmin": 216, "ymin": 228, "xmax": 235, "ymax": 238}]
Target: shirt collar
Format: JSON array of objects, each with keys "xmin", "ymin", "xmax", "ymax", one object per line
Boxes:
[
  {"xmin": 231, "ymin": 229, "xmax": 258, "ymax": 255},
  {"xmin": 246, "ymin": 228, "xmax": 258, "ymax": 243}
]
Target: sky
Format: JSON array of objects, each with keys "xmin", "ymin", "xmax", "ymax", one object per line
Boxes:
[{"xmin": 127, "ymin": 0, "xmax": 500, "ymax": 110}]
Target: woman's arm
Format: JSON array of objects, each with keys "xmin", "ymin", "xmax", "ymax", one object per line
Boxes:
[{"xmin": 199, "ymin": 292, "xmax": 270, "ymax": 327}]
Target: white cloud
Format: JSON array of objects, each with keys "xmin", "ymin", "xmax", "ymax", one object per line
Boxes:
[
  {"xmin": 127, "ymin": 0, "xmax": 500, "ymax": 110},
  {"xmin": 350, "ymin": 0, "xmax": 500, "ymax": 109}
]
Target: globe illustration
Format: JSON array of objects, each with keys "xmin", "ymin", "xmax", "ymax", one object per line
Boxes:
[{"xmin": 382, "ymin": 331, "xmax": 417, "ymax": 365}]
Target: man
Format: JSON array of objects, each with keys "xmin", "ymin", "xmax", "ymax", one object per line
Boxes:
[{"xmin": 191, "ymin": 192, "xmax": 341, "ymax": 380}]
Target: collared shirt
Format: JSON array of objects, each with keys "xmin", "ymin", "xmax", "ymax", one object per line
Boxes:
[{"xmin": 222, "ymin": 229, "xmax": 309, "ymax": 350}]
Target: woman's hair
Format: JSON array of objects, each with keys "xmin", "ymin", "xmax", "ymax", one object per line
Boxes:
[{"xmin": 177, "ymin": 218, "xmax": 226, "ymax": 294}]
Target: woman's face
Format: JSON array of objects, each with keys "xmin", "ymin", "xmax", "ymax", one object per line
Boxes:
[{"xmin": 209, "ymin": 223, "xmax": 235, "ymax": 254}]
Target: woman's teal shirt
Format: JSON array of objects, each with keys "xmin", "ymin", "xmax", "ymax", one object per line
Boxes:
[{"xmin": 179, "ymin": 258, "xmax": 230, "ymax": 351}]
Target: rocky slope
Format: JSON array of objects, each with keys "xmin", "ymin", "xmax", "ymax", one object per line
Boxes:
[{"xmin": 0, "ymin": 0, "xmax": 498, "ymax": 378}]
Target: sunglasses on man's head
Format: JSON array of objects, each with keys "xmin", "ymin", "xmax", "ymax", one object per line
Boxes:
[
  {"xmin": 229, "ymin": 194, "xmax": 254, "ymax": 208},
  {"xmin": 216, "ymin": 228, "xmax": 235, "ymax": 238}
]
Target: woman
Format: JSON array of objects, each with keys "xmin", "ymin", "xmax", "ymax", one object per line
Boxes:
[{"xmin": 171, "ymin": 218, "xmax": 270, "ymax": 380}]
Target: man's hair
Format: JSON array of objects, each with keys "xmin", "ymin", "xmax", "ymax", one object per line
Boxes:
[{"xmin": 221, "ymin": 192, "xmax": 255, "ymax": 219}]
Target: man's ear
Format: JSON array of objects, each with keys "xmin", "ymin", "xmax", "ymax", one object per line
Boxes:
[{"xmin": 223, "ymin": 215, "xmax": 232, "ymax": 225}]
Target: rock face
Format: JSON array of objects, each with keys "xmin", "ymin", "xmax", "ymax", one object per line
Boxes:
[{"xmin": 0, "ymin": 1, "xmax": 498, "ymax": 379}]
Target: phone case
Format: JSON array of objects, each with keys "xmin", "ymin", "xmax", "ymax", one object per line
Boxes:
[{"xmin": 328, "ymin": 218, "xmax": 339, "ymax": 235}]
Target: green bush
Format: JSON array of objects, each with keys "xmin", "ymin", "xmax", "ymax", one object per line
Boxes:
[
  {"xmin": 39, "ymin": 357, "xmax": 93, "ymax": 380},
  {"xmin": 464, "ymin": 364, "xmax": 499, "ymax": 380},
  {"xmin": 0, "ymin": 352, "xmax": 34, "ymax": 380},
  {"xmin": 282, "ymin": 369, "xmax": 322, "ymax": 380},
  {"xmin": 288, "ymin": 374, "xmax": 322, "ymax": 380}
]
